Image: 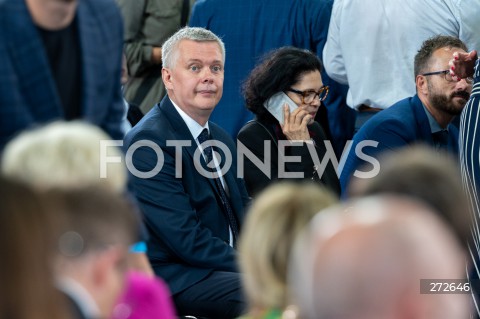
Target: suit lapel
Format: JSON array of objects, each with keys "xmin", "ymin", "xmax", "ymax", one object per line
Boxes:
[
  {"xmin": 412, "ymin": 94, "xmax": 435, "ymax": 145},
  {"xmin": 160, "ymin": 98, "xmax": 223, "ymax": 199},
  {"xmin": 160, "ymin": 97, "xmax": 244, "ymax": 223},
  {"xmin": 5, "ymin": 0, "xmax": 62, "ymax": 121},
  {"xmin": 160, "ymin": 97, "xmax": 199, "ymax": 159},
  {"xmin": 76, "ymin": 0, "xmax": 105, "ymax": 119}
]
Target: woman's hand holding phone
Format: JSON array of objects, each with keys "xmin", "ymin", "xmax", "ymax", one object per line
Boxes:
[{"xmin": 281, "ymin": 104, "xmax": 312, "ymax": 141}]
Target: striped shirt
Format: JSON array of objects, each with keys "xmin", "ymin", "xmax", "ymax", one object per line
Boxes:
[{"xmin": 459, "ymin": 58, "xmax": 480, "ymax": 317}]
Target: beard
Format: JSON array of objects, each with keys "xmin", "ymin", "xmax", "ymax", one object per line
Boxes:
[{"xmin": 427, "ymin": 83, "xmax": 470, "ymax": 116}]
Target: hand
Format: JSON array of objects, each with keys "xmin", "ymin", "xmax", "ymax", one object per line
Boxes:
[
  {"xmin": 449, "ymin": 50, "xmax": 477, "ymax": 81},
  {"xmin": 151, "ymin": 46, "xmax": 163, "ymax": 64},
  {"xmin": 281, "ymin": 104, "xmax": 312, "ymax": 141}
]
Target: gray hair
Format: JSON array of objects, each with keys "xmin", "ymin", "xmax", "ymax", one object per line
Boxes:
[{"xmin": 162, "ymin": 27, "xmax": 226, "ymax": 69}]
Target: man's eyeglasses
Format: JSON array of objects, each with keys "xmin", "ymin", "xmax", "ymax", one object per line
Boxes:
[
  {"xmin": 421, "ymin": 70, "xmax": 473, "ymax": 84},
  {"xmin": 287, "ymin": 86, "xmax": 329, "ymax": 104}
]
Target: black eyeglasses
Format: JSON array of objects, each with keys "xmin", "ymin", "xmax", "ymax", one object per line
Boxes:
[
  {"xmin": 287, "ymin": 86, "xmax": 329, "ymax": 104},
  {"xmin": 421, "ymin": 69, "xmax": 473, "ymax": 84}
]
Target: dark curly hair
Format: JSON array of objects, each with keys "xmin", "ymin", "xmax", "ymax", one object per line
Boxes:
[
  {"xmin": 414, "ymin": 35, "xmax": 468, "ymax": 77},
  {"xmin": 243, "ymin": 47, "xmax": 323, "ymax": 118}
]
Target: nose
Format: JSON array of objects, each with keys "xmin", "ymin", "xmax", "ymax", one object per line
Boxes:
[
  {"xmin": 201, "ymin": 68, "xmax": 214, "ymax": 83},
  {"xmin": 456, "ymin": 78, "xmax": 472, "ymax": 92}
]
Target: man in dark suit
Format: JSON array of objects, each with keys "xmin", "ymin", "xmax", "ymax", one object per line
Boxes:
[
  {"xmin": 124, "ymin": 27, "xmax": 250, "ymax": 319},
  {"xmin": 340, "ymin": 35, "xmax": 472, "ymax": 194},
  {"xmin": 0, "ymin": 0, "xmax": 125, "ymax": 149}
]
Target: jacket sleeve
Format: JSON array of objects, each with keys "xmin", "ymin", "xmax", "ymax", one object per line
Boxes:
[
  {"xmin": 116, "ymin": 0, "xmax": 153, "ymax": 76},
  {"xmin": 322, "ymin": 0, "xmax": 349, "ymax": 85}
]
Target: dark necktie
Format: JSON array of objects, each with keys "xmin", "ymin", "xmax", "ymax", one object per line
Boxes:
[
  {"xmin": 197, "ymin": 128, "xmax": 239, "ymax": 245},
  {"xmin": 432, "ymin": 130, "xmax": 449, "ymax": 152}
]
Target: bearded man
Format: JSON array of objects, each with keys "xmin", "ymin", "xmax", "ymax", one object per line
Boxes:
[{"xmin": 340, "ymin": 35, "xmax": 471, "ymax": 195}]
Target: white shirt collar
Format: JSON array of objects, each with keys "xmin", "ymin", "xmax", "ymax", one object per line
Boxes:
[
  {"xmin": 56, "ymin": 276, "xmax": 101, "ymax": 319},
  {"xmin": 170, "ymin": 98, "xmax": 210, "ymax": 142}
]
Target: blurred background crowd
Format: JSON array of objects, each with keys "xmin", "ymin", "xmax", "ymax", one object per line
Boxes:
[{"xmin": 0, "ymin": 0, "xmax": 480, "ymax": 319}]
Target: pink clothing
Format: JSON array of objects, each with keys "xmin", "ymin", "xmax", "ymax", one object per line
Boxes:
[{"xmin": 112, "ymin": 271, "xmax": 176, "ymax": 319}]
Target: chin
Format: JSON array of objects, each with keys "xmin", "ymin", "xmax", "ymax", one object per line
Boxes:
[
  {"xmin": 198, "ymin": 99, "xmax": 219, "ymax": 110},
  {"xmin": 199, "ymin": 103, "xmax": 216, "ymax": 110}
]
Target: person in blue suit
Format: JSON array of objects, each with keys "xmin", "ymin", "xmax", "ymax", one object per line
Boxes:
[
  {"xmin": 340, "ymin": 35, "xmax": 472, "ymax": 195},
  {"xmin": 124, "ymin": 27, "xmax": 250, "ymax": 319},
  {"xmin": 189, "ymin": 0, "xmax": 354, "ymax": 157},
  {"xmin": 0, "ymin": 0, "xmax": 125, "ymax": 149}
]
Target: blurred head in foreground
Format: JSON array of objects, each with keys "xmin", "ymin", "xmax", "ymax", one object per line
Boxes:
[
  {"xmin": 51, "ymin": 187, "xmax": 138, "ymax": 319},
  {"xmin": 289, "ymin": 195, "xmax": 469, "ymax": 319},
  {"xmin": 348, "ymin": 145, "xmax": 471, "ymax": 246},
  {"xmin": 239, "ymin": 182, "xmax": 337, "ymax": 317},
  {"xmin": 1, "ymin": 121, "xmax": 126, "ymax": 192},
  {"xmin": 0, "ymin": 176, "xmax": 69, "ymax": 319}
]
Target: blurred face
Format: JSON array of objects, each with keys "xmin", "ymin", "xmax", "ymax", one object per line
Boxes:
[
  {"xmin": 98, "ymin": 246, "xmax": 129, "ymax": 319},
  {"xmin": 286, "ymin": 70, "xmax": 323, "ymax": 125},
  {"xmin": 26, "ymin": 0, "xmax": 77, "ymax": 29},
  {"xmin": 162, "ymin": 40, "xmax": 224, "ymax": 125},
  {"xmin": 424, "ymin": 47, "xmax": 471, "ymax": 116}
]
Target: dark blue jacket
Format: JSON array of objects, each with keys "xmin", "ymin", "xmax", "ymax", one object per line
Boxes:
[{"xmin": 340, "ymin": 94, "xmax": 459, "ymax": 194}]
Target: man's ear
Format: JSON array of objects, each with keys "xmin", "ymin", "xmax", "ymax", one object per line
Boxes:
[
  {"xmin": 416, "ymin": 74, "xmax": 429, "ymax": 96},
  {"xmin": 162, "ymin": 68, "xmax": 173, "ymax": 91}
]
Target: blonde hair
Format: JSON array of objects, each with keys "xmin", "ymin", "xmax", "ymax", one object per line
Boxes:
[
  {"xmin": 238, "ymin": 182, "xmax": 337, "ymax": 313},
  {"xmin": 1, "ymin": 121, "xmax": 126, "ymax": 193}
]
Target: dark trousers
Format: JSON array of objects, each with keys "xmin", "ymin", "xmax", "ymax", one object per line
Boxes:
[{"xmin": 173, "ymin": 271, "xmax": 246, "ymax": 319}]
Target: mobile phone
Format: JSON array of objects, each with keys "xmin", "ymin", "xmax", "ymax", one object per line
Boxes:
[{"xmin": 263, "ymin": 92, "xmax": 298, "ymax": 125}]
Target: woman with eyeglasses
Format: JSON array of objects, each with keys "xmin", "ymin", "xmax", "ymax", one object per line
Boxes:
[{"xmin": 237, "ymin": 47, "xmax": 340, "ymax": 197}]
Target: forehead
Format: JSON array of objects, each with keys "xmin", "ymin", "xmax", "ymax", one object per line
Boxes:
[
  {"xmin": 176, "ymin": 39, "xmax": 224, "ymax": 64},
  {"xmin": 430, "ymin": 46, "xmax": 467, "ymax": 67},
  {"xmin": 295, "ymin": 70, "xmax": 322, "ymax": 87}
]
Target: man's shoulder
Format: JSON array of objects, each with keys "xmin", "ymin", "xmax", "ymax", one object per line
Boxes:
[
  {"xmin": 371, "ymin": 97, "xmax": 417, "ymax": 124},
  {"xmin": 382, "ymin": 96, "xmax": 418, "ymax": 117},
  {"xmin": 124, "ymin": 105, "xmax": 170, "ymax": 144},
  {"xmin": 356, "ymin": 96, "xmax": 418, "ymax": 139}
]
